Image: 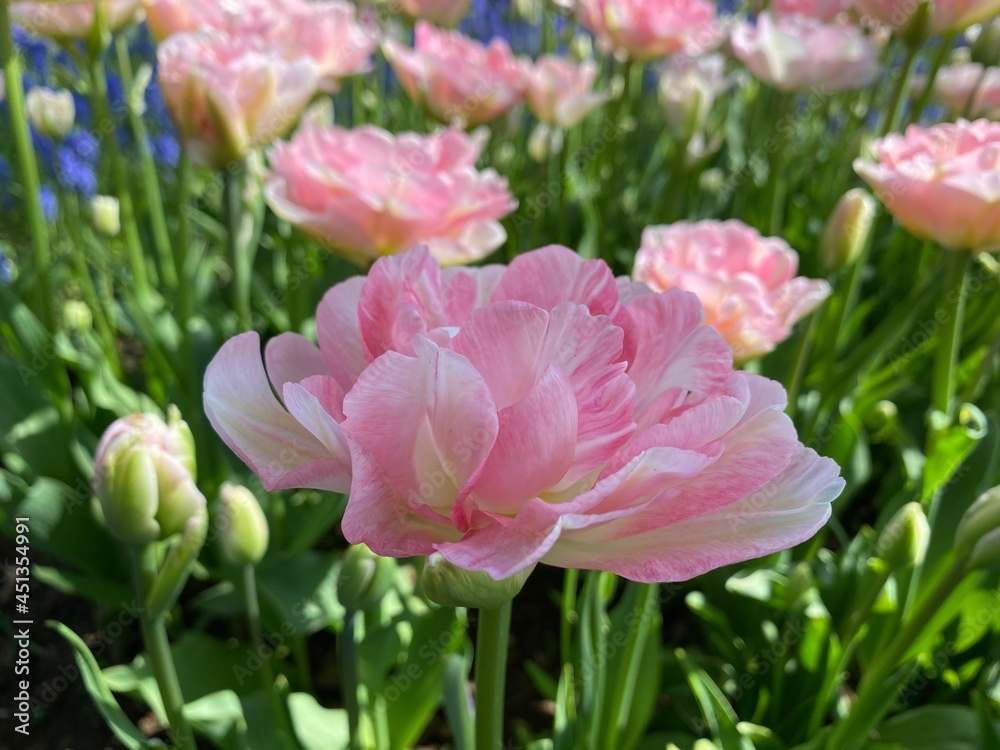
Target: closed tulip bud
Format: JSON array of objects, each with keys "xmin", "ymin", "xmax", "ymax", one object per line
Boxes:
[
  {"xmin": 90, "ymin": 195, "xmax": 121, "ymax": 237},
  {"xmin": 968, "ymin": 528, "xmax": 1000, "ymax": 571},
  {"xmin": 528, "ymin": 122, "xmax": 552, "ymax": 162},
  {"xmin": 25, "ymin": 87, "xmax": 75, "ymax": 140},
  {"xmin": 63, "ymin": 299, "xmax": 93, "ymax": 332},
  {"xmin": 970, "ymin": 19, "xmax": 1000, "ymax": 67},
  {"xmin": 955, "ymin": 486, "xmax": 1000, "ymax": 553},
  {"xmin": 422, "ymin": 553, "xmax": 532, "ymax": 608},
  {"xmin": 217, "ymin": 483, "xmax": 269, "ymax": 567},
  {"xmin": 93, "ymin": 407, "xmax": 205, "ymax": 546},
  {"xmin": 820, "ymin": 188, "xmax": 876, "ymax": 272},
  {"xmin": 877, "ymin": 502, "xmax": 930, "ymax": 569},
  {"xmin": 337, "ymin": 544, "xmax": 398, "ymax": 612}
]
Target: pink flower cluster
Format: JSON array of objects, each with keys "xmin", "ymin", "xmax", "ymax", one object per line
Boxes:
[
  {"xmin": 634, "ymin": 221, "xmax": 832, "ymax": 361},
  {"xmin": 264, "ymin": 124, "xmax": 516, "ymax": 266},
  {"xmin": 855, "ymin": 119, "xmax": 1000, "ymax": 253},
  {"xmin": 153, "ymin": 0, "xmax": 377, "ymax": 167},
  {"xmin": 11, "ymin": 0, "xmax": 141, "ymax": 39},
  {"xmin": 205, "ymin": 246, "xmax": 843, "ymax": 583},
  {"xmin": 576, "ymin": 0, "xmax": 722, "ymax": 61}
]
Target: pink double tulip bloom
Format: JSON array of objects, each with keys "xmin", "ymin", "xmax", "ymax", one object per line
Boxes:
[
  {"xmin": 157, "ymin": 32, "xmax": 319, "ymax": 168},
  {"xmin": 732, "ymin": 13, "xmax": 880, "ymax": 92},
  {"xmin": 144, "ymin": 0, "xmax": 377, "ymax": 92},
  {"xmin": 204, "ymin": 246, "xmax": 843, "ymax": 583},
  {"xmin": 398, "ymin": 0, "xmax": 473, "ymax": 27},
  {"xmin": 853, "ymin": 0, "xmax": 1000, "ymax": 35},
  {"xmin": 576, "ymin": 0, "xmax": 721, "ymax": 61},
  {"xmin": 918, "ymin": 63, "xmax": 1000, "ymax": 120},
  {"xmin": 854, "ymin": 119, "xmax": 1000, "ymax": 253},
  {"xmin": 634, "ymin": 221, "xmax": 832, "ymax": 362},
  {"xmin": 524, "ymin": 56, "xmax": 610, "ymax": 129},
  {"xmin": 384, "ymin": 22, "xmax": 527, "ymax": 127},
  {"xmin": 11, "ymin": 0, "xmax": 140, "ymax": 39},
  {"xmin": 265, "ymin": 124, "xmax": 516, "ymax": 266}
]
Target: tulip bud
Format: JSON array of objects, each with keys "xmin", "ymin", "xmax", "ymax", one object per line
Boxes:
[
  {"xmin": 970, "ymin": 19, "xmax": 1000, "ymax": 67},
  {"xmin": 528, "ymin": 122, "xmax": 551, "ymax": 162},
  {"xmin": 337, "ymin": 544, "xmax": 398, "ymax": 612},
  {"xmin": 819, "ymin": 188, "xmax": 877, "ymax": 272},
  {"xmin": 968, "ymin": 528, "xmax": 1000, "ymax": 571},
  {"xmin": 900, "ymin": 0, "xmax": 931, "ymax": 46},
  {"xmin": 90, "ymin": 195, "xmax": 121, "ymax": 237},
  {"xmin": 217, "ymin": 483, "xmax": 269, "ymax": 567},
  {"xmin": 25, "ymin": 87, "xmax": 75, "ymax": 140},
  {"xmin": 955, "ymin": 485, "xmax": 1000, "ymax": 554},
  {"xmin": 877, "ymin": 502, "xmax": 930, "ymax": 569},
  {"xmin": 93, "ymin": 407, "xmax": 205, "ymax": 546},
  {"xmin": 422, "ymin": 553, "xmax": 532, "ymax": 609},
  {"xmin": 63, "ymin": 299, "xmax": 93, "ymax": 332}
]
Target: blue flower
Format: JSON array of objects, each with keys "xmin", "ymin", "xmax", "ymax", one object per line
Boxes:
[
  {"xmin": 0, "ymin": 246, "xmax": 11, "ymax": 284},
  {"xmin": 39, "ymin": 185, "xmax": 58, "ymax": 222},
  {"xmin": 460, "ymin": 0, "xmax": 542, "ymax": 53},
  {"xmin": 13, "ymin": 26, "xmax": 48, "ymax": 82},
  {"xmin": 151, "ymin": 133, "xmax": 180, "ymax": 168},
  {"xmin": 56, "ymin": 131, "xmax": 99, "ymax": 196},
  {"xmin": 31, "ymin": 127, "xmax": 56, "ymax": 173},
  {"xmin": 72, "ymin": 90, "xmax": 92, "ymax": 128},
  {"xmin": 144, "ymin": 77, "xmax": 172, "ymax": 129}
]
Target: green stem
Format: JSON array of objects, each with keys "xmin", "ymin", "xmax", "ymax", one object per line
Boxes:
[
  {"xmin": 115, "ymin": 35, "xmax": 174, "ymax": 289},
  {"xmin": 907, "ymin": 34, "xmax": 954, "ymax": 127},
  {"xmin": 560, "ymin": 568, "xmax": 578, "ymax": 669},
  {"xmin": 0, "ymin": 1, "xmax": 54, "ymax": 330},
  {"xmin": 785, "ymin": 311, "xmax": 818, "ymax": 420},
  {"xmin": 826, "ymin": 558, "xmax": 969, "ymax": 750},
  {"xmin": 474, "ymin": 601, "xmax": 513, "ymax": 750},
  {"xmin": 243, "ymin": 565, "xmax": 292, "ymax": 741},
  {"xmin": 173, "ymin": 151, "xmax": 193, "ymax": 323},
  {"xmin": 930, "ymin": 251, "xmax": 971, "ymax": 421},
  {"xmin": 134, "ymin": 546, "xmax": 196, "ymax": 750},
  {"xmin": 224, "ymin": 165, "xmax": 253, "ymax": 330},
  {"xmin": 338, "ymin": 610, "xmax": 363, "ymax": 750},
  {"xmin": 881, "ymin": 43, "xmax": 919, "ymax": 137},
  {"xmin": 87, "ymin": 48, "xmax": 151, "ymax": 299}
]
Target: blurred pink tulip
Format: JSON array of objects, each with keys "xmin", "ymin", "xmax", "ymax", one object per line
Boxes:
[
  {"xmin": 916, "ymin": 63, "xmax": 1000, "ymax": 119},
  {"xmin": 634, "ymin": 221, "xmax": 832, "ymax": 361},
  {"xmin": 398, "ymin": 0, "xmax": 473, "ymax": 27},
  {"xmin": 157, "ymin": 31, "xmax": 319, "ymax": 168},
  {"xmin": 11, "ymin": 0, "xmax": 141, "ymax": 39},
  {"xmin": 732, "ymin": 13, "xmax": 880, "ymax": 92},
  {"xmin": 383, "ymin": 22, "xmax": 527, "ymax": 127},
  {"xmin": 576, "ymin": 0, "xmax": 720, "ymax": 61},
  {"xmin": 265, "ymin": 124, "xmax": 516, "ymax": 265},
  {"xmin": 853, "ymin": 0, "xmax": 1000, "ymax": 35},
  {"xmin": 854, "ymin": 119, "xmax": 1000, "ymax": 252},
  {"xmin": 204, "ymin": 245, "xmax": 843, "ymax": 582},
  {"xmin": 772, "ymin": 0, "xmax": 850, "ymax": 21},
  {"xmin": 525, "ymin": 55, "xmax": 609, "ymax": 128},
  {"xmin": 658, "ymin": 53, "xmax": 730, "ymax": 142},
  {"xmin": 144, "ymin": 0, "xmax": 376, "ymax": 91}
]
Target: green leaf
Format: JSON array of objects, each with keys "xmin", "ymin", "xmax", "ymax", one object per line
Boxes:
[
  {"xmin": 878, "ymin": 705, "xmax": 985, "ymax": 750},
  {"xmin": 675, "ymin": 648, "xmax": 754, "ymax": 750},
  {"xmin": 288, "ymin": 693, "xmax": 349, "ymax": 750},
  {"xmin": 46, "ymin": 620, "xmax": 159, "ymax": 749},
  {"xmin": 33, "ymin": 564, "xmax": 131, "ymax": 608},
  {"xmin": 256, "ymin": 552, "xmax": 344, "ymax": 635},
  {"xmin": 183, "ymin": 690, "xmax": 248, "ymax": 750}
]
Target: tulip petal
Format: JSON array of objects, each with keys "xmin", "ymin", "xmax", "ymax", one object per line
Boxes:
[
  {"xmin": 265, "ymin": 332, "xmax": 330, "ymax": 401},
  {"xmin": 316, "ymin": 276, "xmax": 369, "ymax": 394},
  {"xmin": 203, "ymin": 332, "xmax": 350, "ymax": 492},
  {"xmin": 492, "ymin": 245, "xmax": 619, "ymax": 316}
]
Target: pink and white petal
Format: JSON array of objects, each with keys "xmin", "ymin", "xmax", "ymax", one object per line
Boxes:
[
  {"xmin": 543, "ymin": 446, "xmax": 842, "ymax": 582},
  {"xmin": 341, "ymin": 339, "xmax": 498, "ymax": 514},
  {"xmin": 342, "ymin": 446, "xmax": 459, "ymax": 558},
  {"xmin": 466, "ymin": 365, "xmax": 578, "ymax": 516},
  {"xmin": 491, "ymin": 245, "xmax": 619, "ymax": 316},
  {"xmin": 449, "ymin": 301, "xmax": 550, "ymax": 408},
  {"xmin": 204, "ymin": 332, "xmax": 348, "ymax": 492},
  {"xmin": 281, "ymin": 381, "xmax": 352, "ymax": 489},
  {"xmin": 265, "ymin": 333, "xmax": 330, "ymax": 400},
  {"xmin": 316, "ymin": 275, "xmax": 368, "ymax": 394}
]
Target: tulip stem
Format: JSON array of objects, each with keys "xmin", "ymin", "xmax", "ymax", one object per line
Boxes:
[
  {"xmin": 907, "ymin": 33, "xmax": 955, "ymax": 127},
  {"xmin": 825, "ymin": 556, "xmax": 969, "ymax": 750},
  {"xmin": 224, "ymin": 164, "xmax": 253, "ymax": 331},
  {"xmin": 881, "ymin": 42, "xmax": 918, "ymax": 137},
  {"xmin": 338, "ymin": 610, "xmax": 363, "ymax": 750},
  {"xmin": 133, "ymin": 546, "xmax": 197, "ymax": 750},
  {"xmin": 930, "ymin": 251, "xmax": 971, "ymax": 421},
  {"xmin": 87, "ymin": 48, "xmax": 151, "ymax": 301},
  {"xmin": 0, "ymin": 0, "xmax": 54, "ymax": 331},
  {"xmin": 242, "ymin": 564, "xmax": 293, "ymax": 742},
  {"xmin": 474, "ymin": 600, "xmax": 512, "ymax": 750}
]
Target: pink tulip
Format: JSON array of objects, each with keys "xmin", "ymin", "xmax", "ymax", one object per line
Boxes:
[
  {"xmin": 732, "ymin": 13, "xmax": 880, "ymax": 92},
  {"xmin": 524, "ymin": 56, "xmax": 610, "ymax": 128},
  {"xmin": 576, "ymin": 0, "xmax": 720, "ymax": 61},
  {"xmin": 916, "ymin": 63, "xmax": 1000, "ymax": 120},
  {"xmin": 634, "ymin": 221, "xmax": 832, "ymax": 361},
  {"xmin": 853, "ymin": 0, "xmax": 1000, "ymax": 35},
  {"xmin": 398, "ymin": 0, "xmax": 473, "ymax": 27},
  {"xmin": 772, "ymin": 0, "xmax": 850, "ymax": 21},
  {"xmin": 144, "ymin": 0, "xmax": 376, "ymax": 92},
  {"xmin": 265, "ymin": 124, "xmax": 516, "ymax": 265},
  {"xmin": 383, "ymin": 22, "xmax": 527, "ymax": 127},
  {"xmin": 204, "ymin": 245, "xmax": 843, "ymax": 583},
  {"xmin": 157, "ymin": 31, "xmax": 319, "ymax": 168},
  {"xmin": 854, "ymin": 119, "xmax": 1000, "ymax": 253},
  {"xmin": 658, "ymin": 53, "xmax": 730, "ymax": 142},
  {"xmin": 11, "ymin": 0, "xmax": 140, "ymax": 39}
]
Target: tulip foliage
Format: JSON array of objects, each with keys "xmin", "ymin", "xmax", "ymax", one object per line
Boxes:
[{"xmin": 1, "ymin": 1, "xmax": 1000, "ymax": 750}]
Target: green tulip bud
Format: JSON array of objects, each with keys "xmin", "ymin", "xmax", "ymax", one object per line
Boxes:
[
  {"xmin": 92, "ymin": 407, "xmax": 204, "ymax": 545},
  {"xmin": 820, "ymin": 188, "xmax": 876, "ymax": 272},
  {"xmin": 421, "ymin": 554, "xmax": 532, "ymax": 609},
  {"xmin": 25, "ymin": 87, "xmax": 75, "ymax": 140},
  {"xmin": 90, "ymin": 195, "xmax": 121, "ymax": 237},
  {"xmin": 337, "ymin": 544, "xmax": 398, "ymax": 613},
  {"xmin": 955, "ymin": 485, "xmax": 1000, "ymax": 554},
  {"xmin": 969, "ymin": 19, "xmax": 1000, "ymax": 67},
  {"xmin": 217, "ymin": 483, "xmax": 269, "ymax": 567},
  {"xmin": 877, "ymin": 502, "xmax": 930, "ymax": 570},
  {"xmin": 969, "ymin": 528, "xmax": 1000, "ymax": 571}
]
